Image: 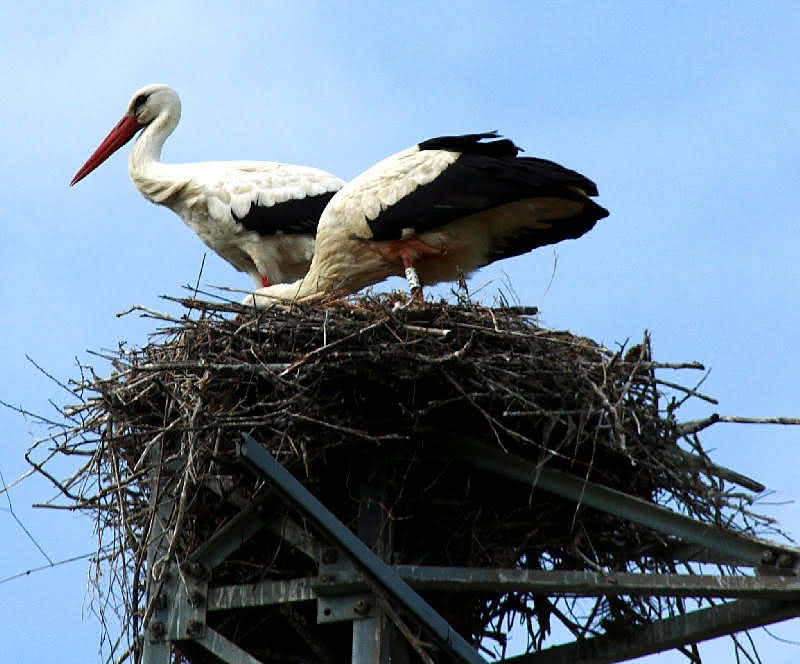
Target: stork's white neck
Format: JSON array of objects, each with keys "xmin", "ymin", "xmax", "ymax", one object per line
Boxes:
[
  {"xmin": 130, "ymin": 107, "xmax": 177, "ymax": 168},
  {"xmin": 128, "ymin": 107, "xmax": 183, "ymax": 205}
]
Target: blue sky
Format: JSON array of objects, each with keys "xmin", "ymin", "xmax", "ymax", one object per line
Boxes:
[{"xmin": 1, "ymin": 2, "xmax": 798, "ymax": 662}]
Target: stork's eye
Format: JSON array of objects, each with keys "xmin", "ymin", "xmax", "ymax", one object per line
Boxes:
[{"xmin": 133, "ymin": 94, "xmax": 148, "ymax": 112}]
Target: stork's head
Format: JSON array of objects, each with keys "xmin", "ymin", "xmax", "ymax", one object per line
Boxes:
[
  {"xmin": 70, "ymin": 84, "xmax": 181, "ymax": 186},
  {"xmin": 126, "ymin": 84, "xmax": 181, "ymax": 126}
]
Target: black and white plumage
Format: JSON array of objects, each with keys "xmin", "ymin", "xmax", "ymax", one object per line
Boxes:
[
  {"xmin": 71, "ymin": 84, "xmax": 345, "ymax": 287},
  {"xmin": 245, "ymin": 132, "xmax": 608, "ymax": 306}
]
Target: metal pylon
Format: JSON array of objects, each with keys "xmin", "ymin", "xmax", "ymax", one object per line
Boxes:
[{"xmin": 138, "ymin": 434, "xmax": 800, "ymax": 664}]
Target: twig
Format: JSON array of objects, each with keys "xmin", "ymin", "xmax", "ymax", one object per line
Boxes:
[
  {"xmin": 678, "ymin": 413, "xmax": 800, "ymax": 435},
  {"xmin": 0, "ymin": 399, "xmax": 66, "ymax": 427},
  {"xmin": 718, "ymin": 415, "xmax": 800, "ymax": 426},
  {"xmin": 656, "ymin": 378, "xmax": 719, "ymax": 405},
  {"xmin": 417, "ymin": 333, "xmax": 474, "ymax": 363},
  {"xmin": 115, "ymin": 305, "xmax": 183, "ymax": 323},
  {"xmin": 403, "ymin": 324, "xmax": 452, "ymax": 337},
  {"xmin": 25, "ymin": 354, "xmax": 82, "ymax": 401},
  {"xmin": 134, "ymin": 360, "xmax": 291, "ymax": 375}
]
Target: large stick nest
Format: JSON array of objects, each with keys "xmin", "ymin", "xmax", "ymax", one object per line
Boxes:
[{"xmin": 33, "ymin": 293, "xmax": 784, "ymax": 663}]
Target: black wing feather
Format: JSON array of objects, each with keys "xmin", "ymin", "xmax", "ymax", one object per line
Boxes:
[
  {"xmin": 417, "ymin": 131, "xmax": 520, "ymax": 158},
  {"xmin": 481, "ymin": 199, "xmax": 608, "ymax": 265},
  {"xmin": 367, "ymin": 146, "xmax": 607, "ymax": 242},
  {"xmin": 232, "ymin": 191, "xmax": 337, "ymax": 236}
]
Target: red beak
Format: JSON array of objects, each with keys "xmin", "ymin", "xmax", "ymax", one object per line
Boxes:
[{"xmin": 70, "ymin": 114, "xmax": 142, "ymax": 186}]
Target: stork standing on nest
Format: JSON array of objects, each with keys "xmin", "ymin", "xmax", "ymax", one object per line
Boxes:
[
  {"xmin": 244, "ymin": 132, "xmax": 608, "ymax": 306},
  {"xmin": 71, "ymin": 84, "xmax": 345, "ymax": 287}
]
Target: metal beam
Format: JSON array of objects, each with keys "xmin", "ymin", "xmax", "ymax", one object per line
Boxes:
[
  {"xmin": 188, "ymin": 503, "xmax": 265, "ymax": 570},
  {"xmin": 450, "ymin": 440, "xmax": 800, "ymax": 572},
  {"xmin": 208, "ymin": 578, "xmax": 316, "ymax": 611},
  {"xmin": 202, "ymin": 477, "xmax": 320, "ymax": 562},
  {"xmin": 504, "ymin": 599, "xmax": 800, "ymax": 663},
  {"xmin": 315, "ymin": 565, "xmax": 800, "ymax": 599},
  {"xmin": 207, "ymin": 565, "xmax": 800, "ymax": 613},
  {"xmin": 195, "ymin": 626, "xmax": 267, "ymax": 664},
  {"xmin": 350, "ymin": 468, "xmax": 417, "ymax": 664},
  {"xmin": 353, "ymin": 616, "xmax": 382, "ymax": 664},
  {"xmin": 262, "ymin": 513, "xmax": 320, "ymax": 561},
  {"xmin": 662, "ymin": 543, "xmax": 751, "ymax": 567},
  {"xmin": 390, "ymin": 566, "xmax": 800, "ymax": 599},
  {"xmin": 141, "ymin": 448, "xmax": 175, "ymax": 664},
  {"xmin": 163, "ymin": 565, "xmax": 207, "ymax": 641},
  {"xmin": 238, "ymin": 433, "xmax": 487, "ymax": 664}
]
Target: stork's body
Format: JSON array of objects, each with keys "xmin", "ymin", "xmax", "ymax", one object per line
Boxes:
[
  {"xmin": 245, "ymin": 132, "xmax": 609, "ymax": 306},
  {"xmin": 71, "ymin": 84, "xmax": 344, "ymax": 287}
]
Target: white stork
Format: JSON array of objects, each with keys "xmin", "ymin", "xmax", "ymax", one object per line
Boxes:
[
  {"xmin": 244, "ymin": 132, "xmax": 608, "ymax": 306},
  {"xmin": 71, "ymin": 84, "xmax": 345, "ymax": 287}
]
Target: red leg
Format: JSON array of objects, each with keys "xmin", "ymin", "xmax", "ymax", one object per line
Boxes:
[
  {"xmin": 373, "ymin": 236, "xmax": 447, "ymax": 300},
  {"xmin": 260, "ymin": 275, "xmax": 272, "ymax": 288}
]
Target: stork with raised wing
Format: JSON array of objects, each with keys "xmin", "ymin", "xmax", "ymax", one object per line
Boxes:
[
  {"xmin": 71, "ymin": 84, "xmax": 345, "ymax": 287},
  {"xmin": 244, "ymin": 132, "xmax": 608, "ymax": 306}
]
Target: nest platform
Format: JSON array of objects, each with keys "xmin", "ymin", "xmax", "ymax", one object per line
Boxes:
[{"xmin": 34, "ymin": 293, "xmax": 798, "ymax": 663}]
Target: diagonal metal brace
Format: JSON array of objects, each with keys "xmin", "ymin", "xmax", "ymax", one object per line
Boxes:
[
  {"xmin": 504, "ymin": 599, "xmax": 800, "ymax": 663},
  {"xmin": 237, "ymin": 433, "xmax": 487, "ymax": 664},
  {"xmin": 188, "ymin": 503, "xmax": 266, "ymax": 571},
  {"xmin": 195, "ymin": 626, "xmax": 267, "ymax": 664},
  {"xmin": 450, "ymin": 440, "xmax": 800, "ymax": 572}
]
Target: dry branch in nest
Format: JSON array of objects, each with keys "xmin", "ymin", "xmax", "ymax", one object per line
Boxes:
[{"xmin": 26, "ymin": 292, "xmax": 791, "ymax": 663}]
